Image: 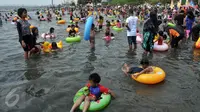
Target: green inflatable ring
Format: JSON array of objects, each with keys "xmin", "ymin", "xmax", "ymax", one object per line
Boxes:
[
  {"xmin": 112, "ymin": 26, "xmax": 123, "ymax": 32},
  {"xmin": 73, "ymin": 87, "xmax": 111, "ymax": 111},
  {"xmin": 108, "ymin": 15, "xmax": 115, "ymax": 18},
  {"xmin": 70, "ymin": 20, "xmax": 75, "ymax": 24},
  {"xmin": 65, "ymin": 36, "xmax": 81, "ymax": 43},
  {"xmin": 167, "ymin": 22, "xmax": 176, "ymax": 27}
]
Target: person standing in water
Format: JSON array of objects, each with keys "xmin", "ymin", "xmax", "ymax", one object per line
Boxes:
[
  {"xmin": 126, "ymin": 9, "xmax": 138, "ymax": 51},
  {"xmin": 16, "ymin": 8, "xmax": 32, "ymax": 59}
]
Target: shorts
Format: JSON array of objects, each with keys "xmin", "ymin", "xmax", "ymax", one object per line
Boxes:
[
  {"xmin": 127, "ymin": 36, "xmax": 136, "ymax": 45},
  {"xmin": 20, "ymin": 35, "xmax": 32, "ymax": 52},
  {"xmin": 128, "ymin": 67, "xmax": 143, "ymax": 74},
  {"xmin": 99, "ymin": 25, "xmax": 103, "ymax": 30}
]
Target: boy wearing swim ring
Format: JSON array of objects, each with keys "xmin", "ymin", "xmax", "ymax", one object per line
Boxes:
[
  {"xmin": 69, "ymin": 25, "xmax": 76, "ymax": 37},
  {"xmin": 70, "ymin": 73, "xmax": 116, "ymax": 112},
  {"xmin": 122, "ymin": 58, "xmax": 153, "ymax": 78}
]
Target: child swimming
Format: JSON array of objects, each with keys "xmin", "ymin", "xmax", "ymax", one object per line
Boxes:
[
  {"xmin": 122, "ymin": 58, "xmax": 153, "ymax": 78},
  {"xmin": 70, "ymin": 73, "xmax": 116, "ymax": 112}
]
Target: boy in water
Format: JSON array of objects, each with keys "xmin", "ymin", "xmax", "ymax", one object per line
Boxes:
[
  {"xmin": 90, "ymin": 24, "xmax": 96, "ymax": 49},
  {"xmin": 122, "ymin": 58, "xmax": 153, "ymax": 78},
  {"xmin": 70, "ymin": 73, "xmax": 116, "ymax": 112}
]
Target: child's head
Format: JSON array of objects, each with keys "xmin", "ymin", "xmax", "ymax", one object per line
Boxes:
[
  {"xmin": 50, "ymin": 27, "xmax": 55, "ymax": 33},
  {"xmin": 51, "ymin": 42, "xmax": 58, "ymax": 49},
  {"xmin": 17, "ymin": 8, "xmax": 27, "ymax": 18},
  {"xmin": 140, "ymin": 58, "xmax": 150, "ymax": 69},
  {"xmin": 111, "ymin": 33, "xmax": 114, "ymax": 36},
  {"xmin": 68, "ymin": 25, "xmax": 71, "ymax": 28},
  {"xmin": 89, "ymin": 73, "xmax": 101, "ymax": 86},
  {"xmin": 32, "ymin": 27, "xmax": 39, "ymax": 36},
  {"xmin": 91, "ymin": 23, "xmax": 95, "ymax": 30},
  {"xmin": 117, "ymin": 20, "xmax": 120, "ymax": 22},
  {"xmin": 112, "ymin": 20, "xmax": 114, "ymax": 22},
  {"xmin": 158, "ymin": 31, "xmax": 163, "ymax": 37},
  {"xmin": 71, "ymin": 24, "xmax": 75, "ymax": 29}
]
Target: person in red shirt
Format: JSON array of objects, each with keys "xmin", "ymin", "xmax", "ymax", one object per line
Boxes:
[{"xmin": 70, "ymin": 73, "xmax": 116, "ymax": 112}]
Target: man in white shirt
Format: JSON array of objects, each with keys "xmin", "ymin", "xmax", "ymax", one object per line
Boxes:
[{"xmin": 126, "ymin": 9, "xmax": 138, "ymax": 51}]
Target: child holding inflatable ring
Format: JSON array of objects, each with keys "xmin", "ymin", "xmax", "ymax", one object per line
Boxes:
[
  {"xmin": 122, "ymin": 58, "xmax": 153, "ymax": 78},
  {"xmin": 70, "ymin": 73, "xmax": 116, "ymax": 112}
]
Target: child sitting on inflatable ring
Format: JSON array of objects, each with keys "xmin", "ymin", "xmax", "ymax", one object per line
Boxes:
[
  {"xmin": 69, "ymin": 25, "xmax": 77, "ymax": 37},
  {"xmin": 51, "ymin": 42, "xmax": 62, "ymax": 52},
  {"xmin": 70, "ymin": 73, "xmax": 116, "ymax": 112},
  {"xmin": 122, "ymin": 58, "xmax": 153, "ymax": 78},
  {"xmin": 116, "ymin": 20, "xmax": 121, "ymax": 28}
]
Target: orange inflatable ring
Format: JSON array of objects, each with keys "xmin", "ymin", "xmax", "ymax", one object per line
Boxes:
[
  {"xmin": 74, "ymin": 18, "xmax": 80, "ymax": 22},
  {"xmin": 57, "ymin": 20, "xmax": 66, "ymax": 24},
  {"xmin": 75, "ymin": 28, "xmax": 79, "ymax": 33},
  {"xmin": 30, "ymin": 25, "xmax": 35, "ymax": 29},
  {"xmin": 131, "ymin": 66, "xmax": 166, "ymax": 84},
  {"xmin": 195, "ymin": 37, "xmax": 200, "ymax": 49}
]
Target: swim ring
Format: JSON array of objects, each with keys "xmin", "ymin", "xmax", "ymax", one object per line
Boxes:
[
  {"xmin": 167, "ymin": 22, "xmax": 176, "ymax": 27},
  {"xmin": 57, "ymin": 20, "xmax": 66, "ymax": 24},
  {"xmin": 153, "ymin": 42, "xmax": 169, "ymax": 51},
  {"xmin": 41, "ymin": 33, "xmax": 56, "ymax": 39},
  {"xmin": 112, "ymin": 26, "xmax": 123, "ymax": 32},
  {"xmin": 73, "ymin": 87, "xmax": 111, "ymax": 111},
  {"xmin": 66, "ymin": 36, "xmax": 81, "ymax": 43},
  {"xmin": 74, "ymin": 18, "xmax": 80, "ymax": 22},
  {"xmin": 131, "ymin": 66, "xmax": 166, "ymax": 84},
  {"xmin": 42, "ymin": 41, "xmax": 63, "ymax": 53},
  {"xmin": 40, "ymin": 18, "xmax": 46, "ymax": 21},
  {"xmin": 108, "ymin": 15, "xmax": 115, "ymax": 18},
  {"xmin": 70, "ymin": 20, "xmax": 75, "ymax": 24},
  {"xmin": 195, "ymin": 37, "xmax": 200, "ymax": 49},
  {"xmin": 84, "ymin": 16, "xmax": 94, "ymax": 41}
]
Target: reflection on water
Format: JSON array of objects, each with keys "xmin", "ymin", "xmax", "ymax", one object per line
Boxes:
[{"xmin": 24, "ymin": 60, "xmax": 43, "ymax": 80}]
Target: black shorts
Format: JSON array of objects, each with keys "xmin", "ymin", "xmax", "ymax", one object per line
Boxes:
[
  {"xmin": 99, "ymin": 25, "xmax": 103, "ymax": 30},
  {"xmin": 127, "ymin": 36, "xmax": 136, "ymax": 45},
  {"xmin": 20, "ymin": 35, "xmax": 33, "ymax": 52},
  {"xmin": 128, "ymin": 67, "xmax": 143, "ymax": 74}
]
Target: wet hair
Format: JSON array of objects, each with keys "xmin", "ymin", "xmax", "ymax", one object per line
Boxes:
[
  {"xmin": 129, "ymin": 9, "xmax": 133, "ymax": 14},
  {"xmin": 32, "ymin": 27, "xmax": 38, "ymax": 36},
  {"xmin": 117, "ymin": 20, "xmax": 120, "ymax": 22},
  {"xmin": 68, "ymin": 25, "xmax": 71, "ymax": 27},
  {"xmin": 140, "ymin": 58, "xmax": 149, "ymax": 65},
  {"xmin": 187, "ymin": 10, "xmax": 195, "ymax": 20},
  {"xmin": 105, "ymin": 32, "xmax": 110, "ymax": 36},
  {"xmin": 17, "ymin": 8, "xmax": 27, "ymax": 18},
  {"xmin": 111, "ymin": 33, "xmax": 114, "ymax": 36},
  {"xmin": 91, "ymin": 23, "xmax": 95, "ymax": 29},
  {"xmin": 158, "ymin": 31, "xmax": 163, "ymax": 36},
  {"xmin": 50, "ymin": 27, "xmax": 55, "ymax": 33},
  {"xmin": 112, "ymin": 20, "xmax": 114, "ymax": 22},
  {"xmin": 51, "ymin": 42, "xmax": 58, "ymax": 49},
  {"xmin": 89, "ymin": 73, "xmax": 101, "ymax": 83}
]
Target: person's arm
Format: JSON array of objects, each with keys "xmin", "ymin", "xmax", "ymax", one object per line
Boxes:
[
  {"xmin": 133, "ymin": 66, "xmax": 153, "ymax": 78},
  {"xmin": 108, "ymin": 90, "xmax": 116, "ymax": 98},
  {"xmin": 17, "ymin": 22, "xmax": 22, "ymax": 42},
  {"xmin": 125, "ymin": 19, "xmax": 130, "ymax": 31}
]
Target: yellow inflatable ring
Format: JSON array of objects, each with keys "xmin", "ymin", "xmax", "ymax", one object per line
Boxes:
[
  {"xmin": 74, "ymin": 18, "xmax": 80, "ymax": 22},
  {"xmin": 131, "ymin": 66, "xmax": 166, "ymax": 84},
  {"xmin": 75, "ymin": 28, "xmax": 79, "ymax": 33},
  {"xmin": 195, "ymin": 37, "xmax": 200, "ymax": 49},
  {"xmin": 57, "ymin": 20, "xmax": 66, "ymax": 24}
]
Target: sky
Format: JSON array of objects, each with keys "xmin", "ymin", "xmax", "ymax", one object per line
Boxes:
[{"xmin": 0, "ymin": 0, "xmax": 71, "ymax": 6}]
